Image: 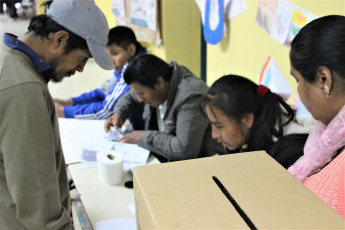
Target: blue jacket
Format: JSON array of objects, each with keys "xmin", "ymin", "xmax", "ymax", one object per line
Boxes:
[
  {"xmin": 64, "ymin": 49, "xmax": 147, "ymax": 119},
  {"xmin": 64, "ymin": 69, "xmax": 130, "ymax": 119}
]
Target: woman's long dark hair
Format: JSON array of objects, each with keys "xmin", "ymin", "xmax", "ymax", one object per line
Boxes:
[
  {"xmin": 290, "ymin": 15, "xmax": 345, "ymax": 85},
  {"xmin": 204, "ymin": 74, "xmax": 295, "ymax": 153}
]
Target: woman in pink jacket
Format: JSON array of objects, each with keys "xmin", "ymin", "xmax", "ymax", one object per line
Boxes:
[{"xmin": 288, "ymin": 15, "xmax": 345, "ymax": 218}]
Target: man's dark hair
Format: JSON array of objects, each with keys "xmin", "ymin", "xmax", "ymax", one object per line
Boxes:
[
  {"xmin": 107, "ymin": 26, "xmax": 145, "ymax": 55},
  {"xmin": 123, "ymin": 54, "xmax": 172, "ymax": 88},
  {"xmin": 27, "ymin": 0, "xmax": 88, "ymax": 54}
]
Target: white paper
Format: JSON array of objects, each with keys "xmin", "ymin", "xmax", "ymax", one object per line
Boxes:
[
  {"xmin": 128, "ymin": 202, "xmax": 136, "ymax": 216},
  {"xmin": 270, "ymin": 0, "xmax": 293, "ymax": 44},
  {"xmin": 107, "ymin": 127, "xmax": 124, "ymax": 141},
  {"xmin": 58, "ymin": 118, "xmax": 107, "ymax": 164},
  {"xmin": 58, "ymin": 118, "xmax": 150, "ymax": 167},
  {"xmin": 227, "ymin": 0, "xmax": 246, "ymax": 19},
  {"xmin": 96, "ymin": 217, "xmax": 137, "ymax": 230},
  {"xmin": 130, "ymin": 0, "xmax": 157, "ymax": 31},
  {"xmin": 79, "ymin": 139, "xmax": 150, "ymax": 172},
  {"xmin": 112, "ymin": 0, "xmax": 126, "ymax": 17}
]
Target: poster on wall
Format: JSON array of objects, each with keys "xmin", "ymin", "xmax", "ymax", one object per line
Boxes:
[
  {"xmin": 129, "ymin": 0, "xmax": 157, "ymax": 31},
  {"xmin": 112, "ymin": 0, "xmax": 161, "ymax": 46},
  {"xmin": 112, "ymin": 0, "xmax": 126, "ymax": 17},
  {"xmin": 255, "ymin": 0, "xmax": 317, "ymax": 47}
]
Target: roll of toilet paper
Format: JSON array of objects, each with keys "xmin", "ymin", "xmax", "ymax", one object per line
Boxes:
[{"xmin": 96, "ymin": 151, "xmax": 124, "ymax": 185}]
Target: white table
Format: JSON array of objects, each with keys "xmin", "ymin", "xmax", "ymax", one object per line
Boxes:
[
  {"xmin": 69, "ymin": 155, "xmax": 159, "ymax": 229},
  {"xmin": 57, "ymin": 118, "xmax": 159, "ymax": 229}
]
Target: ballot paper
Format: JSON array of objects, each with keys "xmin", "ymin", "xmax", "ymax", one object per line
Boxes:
[
  {"xmin": 58, "ymin": 118, "xmax": 150, "ymax": 168},
  {"xmin": 81, "ymin": 138, "xmax": 150, "ymax": 169}
]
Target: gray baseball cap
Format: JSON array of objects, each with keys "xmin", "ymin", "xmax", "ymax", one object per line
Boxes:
[{"xmin": 47, "ymin": 0, "xmax": 114, "ymax": 70}]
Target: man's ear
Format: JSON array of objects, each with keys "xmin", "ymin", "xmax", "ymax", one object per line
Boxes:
[
  {"xmin": 316, "ymin": 66, "xmax": 332, "ymax": 90},
  {"xmin": 127, "ymin": 43, "xmax": 136, "ymax": 57},
  {"xmin": 52, "ymin": 31, "xmax": 69, "ymax": 50},
  {"xmin": 155, "ymin": 76, "xmax": 165, "ymax": 90},
  {"xmin": 241, "ymin": 113, "xmax": 254, "ymax": 129}
]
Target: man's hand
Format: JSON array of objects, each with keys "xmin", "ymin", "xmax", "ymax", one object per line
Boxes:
[
  {"xmin": 118, "ymin": 131, "xmax": 145, "ymax": 144},
  {"xmin": 54, "ymin": 98, "xmax": 73, "ymax": 106},
  {"xmin": 54, "ymin": 101, "xmax": 65, "ymax": 117},
  {"xmin": 104, "ymin": 113, "xmax": 124, "ymax": 133}
]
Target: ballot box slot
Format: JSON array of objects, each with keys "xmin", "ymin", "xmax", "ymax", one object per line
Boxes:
[{"xmin": 212, "ymin": 176, "xmax": 257, "ymax": 230}]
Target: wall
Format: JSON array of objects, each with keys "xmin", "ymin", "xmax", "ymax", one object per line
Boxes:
[{"xmin": 206, "ymin": 0, "xmax": 345, "ymax": 101}]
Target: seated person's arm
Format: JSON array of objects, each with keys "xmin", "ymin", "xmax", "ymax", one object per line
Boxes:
[
  {"xmin": 138, "ymin": 96, "xmax": 209, "ymax": 161},
  {"xmin": 53, "ymin": 98, "xmax": 73, "ymax": 106},
  {"xmin": 104, "ymin": 90, "xmax": 143, "ymax": 131}
]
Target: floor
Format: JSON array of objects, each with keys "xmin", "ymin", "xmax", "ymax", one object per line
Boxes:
[{"xmin": 0, "ymin": 6, "xmax": 112, "ymax": 100}]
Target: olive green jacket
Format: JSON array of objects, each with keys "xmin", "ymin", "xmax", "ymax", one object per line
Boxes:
[{"xmin": 0, "ymin": 43, "xmax": 73, "ymax": 229}]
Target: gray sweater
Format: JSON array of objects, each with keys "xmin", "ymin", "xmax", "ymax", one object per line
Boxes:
[{"xmin": 114, "ymin": 61, "xmax": 227, "ymax": 161}]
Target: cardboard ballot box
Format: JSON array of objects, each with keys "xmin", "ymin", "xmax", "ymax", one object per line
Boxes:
[{"xmin": 133, "ymin": 151, "xmax": 345, "ymax": 229}]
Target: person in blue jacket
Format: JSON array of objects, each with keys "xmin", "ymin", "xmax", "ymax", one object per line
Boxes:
[{"xmin": 54, "ymin": 26, "xmax": 146, "ymax": 129}]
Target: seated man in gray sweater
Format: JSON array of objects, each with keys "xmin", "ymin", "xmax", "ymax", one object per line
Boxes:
[{"xmin": 104, "ymin": 54, "xmax": 226, "ymax": 162}]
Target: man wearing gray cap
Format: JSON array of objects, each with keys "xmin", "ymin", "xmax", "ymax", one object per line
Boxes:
[{"xmin": 0, "ymin": 0, "xmax": 113, "ymax": 229}]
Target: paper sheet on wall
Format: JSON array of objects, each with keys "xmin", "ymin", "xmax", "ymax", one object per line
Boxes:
[
  {"xmin": 227, "ymin": 0, "xmax": 246, "ymax": 20},
  {"xmin": 130, "ymin": 0, "xmax": 157, "ymax": 31},
  {"xmin": 255, "ymin": 0, "xmax": 317, "ymax": 47},
  {"xmin": 112, "ymin": 0, "xmax": 126, "ymax": 17},
  {"xmin": 258, "ymin": 56, "xmax": 292, "ymax": 100}
]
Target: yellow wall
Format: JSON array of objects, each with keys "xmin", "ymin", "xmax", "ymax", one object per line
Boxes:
[{"xmin": 206, "ymin": 0, "xmax": 345, "ymax": 100}]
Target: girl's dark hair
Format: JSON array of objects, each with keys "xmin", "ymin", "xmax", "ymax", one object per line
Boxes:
[
  {"xmin": 107, "ymin": 26, "xmax": 145, "ymax": 56},
  {"xmin": 204, "ymin": 74, "xmax": 295, "ymax": 152},
  {"xmin": 27, "ymin": 0, "xmax": 88, "ymax": 54},
  {"xmin": 123, "ymin": 54, "xmax": 172, "ymax": 88},
  {"xmin": 290, "ymin": 15, "xmax": 345, "ymax": 84}
]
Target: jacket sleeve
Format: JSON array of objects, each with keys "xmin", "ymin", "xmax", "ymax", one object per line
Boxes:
[
  {"xmin": 113, "ymin": 90, "xmax": 143, "ymax": 121},
  {"xmin": 65, "ymin": 80, "xmax": 131, "ymax": 119},
  {"xmin": 2, "ymin": 83, "xmax": 73, "ymax": 229},
  {"xmin": 71, "ymin": 88, "xmax": 105, "ymax": 105},
  {"xmin": 138, "ymin": 95, "xmax": 209, "ymax": 161},
  {"xmin": 99, "ymin": 73, "xmax": 118, "ymax": 95}
]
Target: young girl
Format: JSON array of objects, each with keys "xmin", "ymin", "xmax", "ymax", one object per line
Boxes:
[
  {"xmin": 204, "ymin": 74, "xmax": 313, "ymax": 168},
  {"xmin": 288, "ymin": 15, "xmax": 345, "ymax": 218}
]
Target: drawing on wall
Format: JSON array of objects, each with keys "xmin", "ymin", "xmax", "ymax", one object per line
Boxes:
[
  {"xmin": 255, "ymin": 0, "xmax": 317, "ymax": 47},
  {"xmin": 130, "ymin": 0, "xmax": 157, "ymax": 31},
  {"xmin": 283, "ymin": 5, "xmax": 316, "ymax": 47},
  {"xmin": 195, "ymin": 0, "xmax": 246, "ymax": 45},
  {"xmin": 203, "ymin": 0, "xmax": 224, "ymax": 44},
  {"xmin": 112, "ymin": 0, "xmax": 126, "ymax": 17},
  {"xmin": 258, "ymin": 56, "xmax": 292, "ymax": 100},
  {"xmin": 255, "ymin": 0, "xmax": 277, "ymax": 34}
]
